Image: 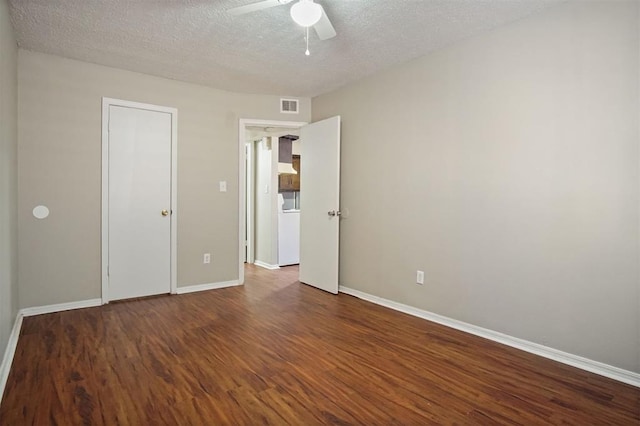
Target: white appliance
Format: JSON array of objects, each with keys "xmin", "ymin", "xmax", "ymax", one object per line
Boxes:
[{"xmin": 278, "ymin": 194, "xmax": 300, "ymax": 266}]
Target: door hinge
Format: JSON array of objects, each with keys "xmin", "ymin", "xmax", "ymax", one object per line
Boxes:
[{"xmin": 107, "ymin": 265, "xmax": 110, "ymax": 276}]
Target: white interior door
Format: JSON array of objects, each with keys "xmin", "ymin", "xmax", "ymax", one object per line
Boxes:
[
  {"xmin": 107, "ymin": 105, "xmax": 172, "ymax": 301},
  {"xmin": 299, "ymin": 116, "xmax": 341, "ymax": 294}
]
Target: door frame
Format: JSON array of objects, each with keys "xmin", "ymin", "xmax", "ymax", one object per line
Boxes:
[
  {"xmin": 245, "ymin": 141, "xmax": 254, "ymax": 264},
  {"xmin": 101, "ymin": 97, "xmax": 178, "ymax": 304},
  {"xmin": 238, "ymin": 119, "xmax": 307, "ymax": 285}
]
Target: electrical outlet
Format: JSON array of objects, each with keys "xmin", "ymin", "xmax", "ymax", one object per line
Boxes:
[
  {"xmin": 416, "ymin": 270, "xmax": 424, "ymax": 285},
  {"xmin": 203, "ymin": 253, "xmax": 211, "ymax": 264},
  {"xmin": 219, "ymin": 181, "xmax": 227, "ymax": 192}
]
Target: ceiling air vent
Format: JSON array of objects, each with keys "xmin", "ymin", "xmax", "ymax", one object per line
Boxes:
[{"xmin": 280, "ymin": 98, "xmax": 299, "ymax": 114}]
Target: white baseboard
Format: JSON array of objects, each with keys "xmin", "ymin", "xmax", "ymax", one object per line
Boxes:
[
  {"xmin": 176, "ymin": 280, "xmax": 241, "ymax": 294},
  {"xmin": 253, "ymin": 261, "xmax": 280, "ymax": 270},
  {"xmin": 20, "ymin": 298, "xmax": 103, "ymax": 317},
  {"xmin": 339, "ymin": 286, "xmax": 640, "ymax": 388},
  {"xmin": 0, "ymin": 312, "xmax": 23, "ymax": 401}
]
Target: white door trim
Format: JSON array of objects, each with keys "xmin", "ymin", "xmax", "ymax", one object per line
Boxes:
[
  {"xmin": 238, "ymin": 119, "xmax": 307, "ymax": 285},
  {"xmin": 245, "ymin": 142, "xmax": 255, "ymax": 264},
  {"xmin": 101, "ymin": 97, "xmax": 178, "ymax": 304}
]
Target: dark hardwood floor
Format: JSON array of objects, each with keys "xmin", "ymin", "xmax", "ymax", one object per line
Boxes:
[{"xmin": 1, "ymin": 264, "xmax": 638, "ymax": 425}]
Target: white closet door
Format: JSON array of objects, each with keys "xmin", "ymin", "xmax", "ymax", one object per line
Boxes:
[{"xmin": 108, "ymin": 105, "xmax": 172, "ymax": 301}]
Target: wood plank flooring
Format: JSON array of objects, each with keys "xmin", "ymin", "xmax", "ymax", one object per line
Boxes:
[{"xmin": 1, "ymin": 264, "xmax": 638, "ymax": 425}]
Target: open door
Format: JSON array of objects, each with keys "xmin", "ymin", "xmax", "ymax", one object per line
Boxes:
[{"xmin": 299, "ymin": 116, "xmax": 341, "ymax": 294}]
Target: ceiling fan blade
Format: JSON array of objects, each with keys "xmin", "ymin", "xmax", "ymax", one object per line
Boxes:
[
  {"xmin": 313, "ymin": 5, "xmax": 336, "ymax": 40},
  {"xmin": 228, "ymin": 0, "xmax": 282, "ymax": 16}
]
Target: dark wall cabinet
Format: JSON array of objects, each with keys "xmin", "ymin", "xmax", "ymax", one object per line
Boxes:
[{"xmin": 279, "ymin": 155, "xmax": 300, "ymax": 192}]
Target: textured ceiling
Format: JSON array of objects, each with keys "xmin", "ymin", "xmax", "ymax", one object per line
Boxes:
[{"xmin": 8, "ymin": 0, "xmax": 563, "ymax": 97}]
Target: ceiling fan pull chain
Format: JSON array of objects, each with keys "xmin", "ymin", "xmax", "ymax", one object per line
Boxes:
[{"xmin": 305, "ymin": 26, "xmax": 310, "ymax": 56}]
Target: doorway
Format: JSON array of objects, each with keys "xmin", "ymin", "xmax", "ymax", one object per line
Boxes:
[
  {"xmin": 238, "ymin": 119, "xmax": 306, "ymax": 284},
  {"xmin": 101, "ymin": 98, "xmax": 178, "ymax": 303},
  {"xmin": 238, "ymin": 116, "xmax": 342, "ymax": 294}
]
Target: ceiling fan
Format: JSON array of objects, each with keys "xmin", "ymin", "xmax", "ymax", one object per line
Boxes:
[{"xmin": 228, "ymin": 0, "xmax": 337, "ymax": 41}]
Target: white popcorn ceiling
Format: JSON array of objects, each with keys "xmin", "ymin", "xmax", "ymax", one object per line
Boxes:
[{"xmin": 8, "ymin": 0, "xmax": 563, "ymax": 97}]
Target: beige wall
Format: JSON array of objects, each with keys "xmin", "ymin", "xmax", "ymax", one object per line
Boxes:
[
  {"xmin": 313, "ymin": 1, "xmax": 639, "ymax": 372},
  {"xmin": 0, "ymin": 0, "xmax": 18, "ymax": 361},
  {"xmin": 18, "ymin": 50, "xmax": 310, "ymax": 308}
]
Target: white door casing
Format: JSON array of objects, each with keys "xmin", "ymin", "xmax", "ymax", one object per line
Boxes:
[
  {"xmin": 101, "ymin": 98, "xmax": 178, "ymax": 303},
  {"xmin": 245, "ymin": 143, "xmax": 253, "ymax": 263},
  {"xmin": 299, "ymin": 116, "xmax": 341, "ymax": 294}
]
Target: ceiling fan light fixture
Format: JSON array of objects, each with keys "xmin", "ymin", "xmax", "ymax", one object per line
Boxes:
[{"xmin": 290, "ymin": 0, "xmax": 322, "ymax": 27}]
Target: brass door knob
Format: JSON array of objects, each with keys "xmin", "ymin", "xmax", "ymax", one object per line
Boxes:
[{"xmin": 161, "ymin": 210, "xmax": 169, "ymax": 216}]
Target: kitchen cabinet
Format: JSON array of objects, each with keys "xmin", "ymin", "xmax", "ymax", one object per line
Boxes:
[{"xmin": 279, "ymin": 155, "xmax": 300, "ymax": 192}]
